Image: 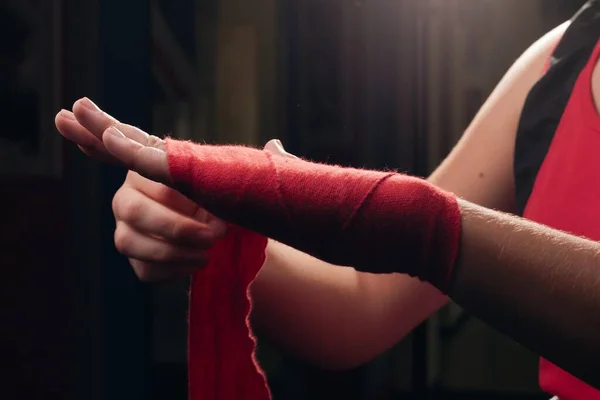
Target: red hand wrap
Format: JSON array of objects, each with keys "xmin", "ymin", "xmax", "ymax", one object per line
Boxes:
[
  {"xmin": 188, "ymin": 226, "xmax": 271, "ymax": 400},
  {"xmin": 166, "ymin": 139, "xmax": 462, "ymax": 289},
  {"xmin": 169, "ymin": 139, "xmax": 463, "ymax": 400}
]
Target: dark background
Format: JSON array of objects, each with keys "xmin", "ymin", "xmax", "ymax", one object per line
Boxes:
[{"xmin": 0, "ymin": 0, "xmax": 585, "ymax": 399}]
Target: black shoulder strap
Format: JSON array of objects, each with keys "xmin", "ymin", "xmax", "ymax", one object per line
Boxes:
[{"xmin": 514, "ymin": 0, "xmax": 600, "ymax": 215}]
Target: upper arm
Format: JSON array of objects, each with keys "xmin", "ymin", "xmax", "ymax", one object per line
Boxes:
[{"xmin": 429, "ymin": 21, "xmax": 570, "ymax": 212}]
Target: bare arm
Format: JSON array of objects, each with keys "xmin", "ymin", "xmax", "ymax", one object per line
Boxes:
[
  {"xmin": 452, "ymin": 200, "xmax": 600, "ymax": 387},
  {"xmin": 250, "ymin": 22, "xmax": 571, "ymax": 369},
  {"xmin": 56, "ymin": 21, "xmax": 572, "ymax": 373}
]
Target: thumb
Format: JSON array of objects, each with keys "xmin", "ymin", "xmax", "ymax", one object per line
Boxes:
[{"xmin": 263, "ymin": 139, "xmax": 299, "ymax": 159}]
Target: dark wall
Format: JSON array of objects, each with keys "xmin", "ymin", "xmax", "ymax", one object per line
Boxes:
[
  {"xmin": 0, "ymin": 180, "xmax": 68, "ymax": 400},
  {"xmin": 0, "ymin": 0, "xmax": 155, "ymax": 399},
  {"xmin": 0, "ymin": 1, "xmax": 587, "ymax": 399}
]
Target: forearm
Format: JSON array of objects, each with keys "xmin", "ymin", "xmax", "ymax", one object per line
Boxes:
[
  {"xmin": 164, "ymin": 140, "xmax": 453, "ymax": 368},
  {"xmin": 250, "ymin": 240, "xmax": 447, "ymax": 369},
  {"xmin": 166, "ymin": 139, "xmax": 600, "ymax": 376},
  {"xmin": 450, "ymin": 200, "xmax": 600, "ymax": 387}
]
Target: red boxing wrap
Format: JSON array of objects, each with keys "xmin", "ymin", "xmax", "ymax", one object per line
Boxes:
[
  {"xmin": 169, "ymin": 139, "xmax": 462, "ymax": 400},
  {"xmin": 167, "ymin": 139, "xmax": 462, "ymax": 289},
  {"xmin": 188, "ymin": 225, "xmax": 271, "ymax": 400}
]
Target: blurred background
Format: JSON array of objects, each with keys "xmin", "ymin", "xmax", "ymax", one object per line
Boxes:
[{"xmin": 0, "ymin": 0, "xmax": 585, "ymax": 399}]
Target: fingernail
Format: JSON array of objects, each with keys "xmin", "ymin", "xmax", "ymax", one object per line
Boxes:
[
  {"xmin": 275, "ymin": 139, "xmax": 284, "ymax": 148},
  {"xmin": 59, "ymin": 109, "xmax": 75, "ymax": 120},
  {"xmin": 105, "ymin": 126, "xmax": 126, "ymax": 139},
  {"xmin": 80, "ymin": 97, "xmax": 100, "ymax": 111}
]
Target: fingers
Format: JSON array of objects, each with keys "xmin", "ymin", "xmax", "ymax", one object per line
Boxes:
[
  {"xmin": 56, "ymin": 109, "xmax": 104, "ymax": 148},
  {"xmin": 72, "ymin": 97, "xmax": 149, "ymax": 143},
  {"xmin": 57, "ymin": 104, "xmax": 172, "ymax": 197},
  {"xmin": 57, "ymin": 97, "xmax": 225, "ymax": 284},
  {"xmin": 114, "ymin": 221, "xmax": 209, "ymax": 265},
  {"xmin": 112, "ymin": 186, "xmax": 218, "ymax": 246},
  {"xmin": 103, "ymin": 126, "xmax": 170, "ymax": 184},
  {"xmin": 112, "ymin": 179, "xmax": 227, "ymax": 283},
  {"xmin": 56, "ymin": 98, "xmax": 156, "ymax": 166},
  {"xmin": 121, "ymin": 173, "xmax": 228, "ymax": 243},
  {"xmin": 125, "ymin": 171, "xmax": 202, "ymax": 217},
  {"xmin": 129, "ymin": 259, "xmax": 201, "ymax": 283}
]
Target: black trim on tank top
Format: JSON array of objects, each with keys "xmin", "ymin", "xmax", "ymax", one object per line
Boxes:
[{"xmin": 514, "ymin": 0, "xmax": 600, "ymax": 215}]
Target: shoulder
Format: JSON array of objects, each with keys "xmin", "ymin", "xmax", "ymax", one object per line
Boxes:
[
  {"xmin": 430, "ymin": 22, "xmax": 571, "ymax": 212},
  {"xmin": 505, "ymin": 21, "xmax": 570, "ymax": 86}
]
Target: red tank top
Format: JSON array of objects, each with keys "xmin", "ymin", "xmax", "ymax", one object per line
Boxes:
[{"xmin": 524, "ymin": 37, "xmax": 600, "ymax": 400}]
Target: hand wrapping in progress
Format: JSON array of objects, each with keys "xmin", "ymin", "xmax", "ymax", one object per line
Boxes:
[
  {"xmin": 167, "ymin": 139, "xmax": 461, "ymax": 287},
  {"xmin": 166, "ymin": 139, "xmax": 462, "ymax": 400}
]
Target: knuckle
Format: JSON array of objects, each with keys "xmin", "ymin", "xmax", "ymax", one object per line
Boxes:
[
  {"xmin": 111, "ymin": 190, "xmax": 125, "ymax": 217},
  {"xmin": 149, "ymin": 244, "xmax": 174, "ymax": 263},
  {"xmin": 168, "ymin": 220, "xmax": 191, "ymax": 241},
  {"xmin": 155, "ymin": 184, "xmax": 175, "ymax": 202},
  {"xmin": 167, "ymin": 222, "xmax": 183, "ymax": 241},
  {"xmin": 146, "ymin": 135, "xmax": 164, "ymax": 148},
  {"xmin": 113, "ymin": 224, "xmax": 133, "ymax": 254},
  {"xmin": 117, "ymin": 195, "xmax": 143, "ymax": 222}
]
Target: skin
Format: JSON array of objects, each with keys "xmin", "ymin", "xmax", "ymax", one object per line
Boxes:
[{"xmin": 56, "ymin": 21, "xmax": 600, "ymax": 388}]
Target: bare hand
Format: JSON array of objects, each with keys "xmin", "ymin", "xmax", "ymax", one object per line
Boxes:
[
  {"xmin": 55, "ymin": 97, "xmax": 292, "ymax": 281},
  {"xmin": 55, "ymin": 97, "xmax": 170, "ymax": 184},
  {"xmin": 111, "ymin": 171, "xmax": 229, "ymax": 281}
]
